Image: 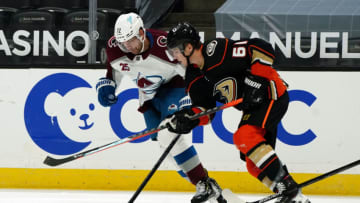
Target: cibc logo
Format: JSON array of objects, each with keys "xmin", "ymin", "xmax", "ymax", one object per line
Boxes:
[
  {"xmin": 110, "ymin": 89, "xmax": 318, "ymax": 146},
  {"xmin": 25, "ymin": 73, "xmax": 317, "ymax": 156},
  {"xmin": 277, "ymin": 90, "xmax": 317, "ymax": 146},
  {"xmin": 189, "ymin": 89, "xmax": 318, "ymax": 146}
]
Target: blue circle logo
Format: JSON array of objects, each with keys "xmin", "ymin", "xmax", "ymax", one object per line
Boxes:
[
  {"xmin": 24, "ymin": 73, "xmax": 93, "ymax": 155},
  {"xmin": 277, "ymin": 90, "xmax": 317, "ymax": 146},
  {"xmin": 109, "ymin": 88, "xmax": 150, "ymax": 143}
]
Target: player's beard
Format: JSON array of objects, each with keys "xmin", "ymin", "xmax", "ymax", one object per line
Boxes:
[
  {"xmin": 121, "ymin": 37, "xmax": 144, "ymax": 55},
  {"xmin": 132, "ymin": 35, "xmax": 146, "ymax": 55},
  {"xmin": 129, "ymin": 43, "xmax": 142, "ymax": 55}
]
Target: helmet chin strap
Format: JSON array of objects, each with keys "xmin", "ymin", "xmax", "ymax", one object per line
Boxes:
[
  {"xmin": 139, "ymin": 36, "xmax": 145, "ymax": 53},
  {"xmin": 186, "ymin": 57, "xmax": 191, "ymax": 67},
  {"xmin": 182, "ymin": 44, "xmax": 195, "ymax": 65},
  {"xmin": 138, "ymin": 28, "xmax": 146, "ymax": 53}
]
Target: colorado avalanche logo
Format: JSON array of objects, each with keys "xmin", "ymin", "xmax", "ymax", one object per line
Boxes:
[
  {"xmin": 108, "ymin": 36, "xmax": 119, "ymax": 48},
  {"xmin": 137, "ymin": 76, "xmax": 154, "ymax": 88},
  {"xmin": 168, "ymin": 104, "xmax": 178, "ymax": 111},
  {"xmin": 157, "ymin": 36, "xmax": 167, "ymax": 47},
  {"xmin": 135, "ymin": 72, "xmax": 164, "ymax": 94}
]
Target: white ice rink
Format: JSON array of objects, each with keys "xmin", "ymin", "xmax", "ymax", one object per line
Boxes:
[{"xmin": 0, "ymin": 189, "xmax": 359, "ymax": 203}]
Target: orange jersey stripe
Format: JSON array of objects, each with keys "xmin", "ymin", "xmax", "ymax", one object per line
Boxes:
[
  {"xmin": 248, "ymin": 45, "xmax": 275, "ymax": 59},
  {"xmin": 262, "ymin": 100, "xmax": 274, "ymax": 128},
  {"xmin": 186, "ymin": 75, "xmax": 204, "ymax": 93}
]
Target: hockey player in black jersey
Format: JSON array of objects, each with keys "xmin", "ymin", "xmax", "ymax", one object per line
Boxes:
[
  {"xmin": 96, "ymin": 13, "xmax": 226, "ymax": 203},
  {"xmin": 164, "ymin": 22, "xmax": 311, "ymax": 203}
]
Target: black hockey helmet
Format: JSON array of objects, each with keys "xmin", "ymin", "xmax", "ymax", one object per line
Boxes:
[{"xmin": 167, "ymin": 22, "xmax": 200, "ymax": 51}]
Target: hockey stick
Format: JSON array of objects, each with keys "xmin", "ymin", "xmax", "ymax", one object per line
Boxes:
[
  {"xmin": 247, "ymin": 159, "xmax": 360, "ymax": 203},
  {"xmin": 43, "ymin": 126, "xmax": 166, "ymax": 166},
  {"xmin": 43, "ymin": 98, "xmax": 243, "ymax": 167},
  {"xmin": 129, "ymin": 99, "xmax": 244, "ymax": 202},
  {"xmin": 128, "ymin": 133, "xmax": 182, "ymax": 203}
]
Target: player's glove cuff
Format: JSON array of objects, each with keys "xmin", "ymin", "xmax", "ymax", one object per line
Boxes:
[
  {"xmin": 96, "ymin": 77, "xmax": 118, "ymax": 107},
  {"xmin": 166, "ymin": 108, "xmax": 200, "ymax": 134}
]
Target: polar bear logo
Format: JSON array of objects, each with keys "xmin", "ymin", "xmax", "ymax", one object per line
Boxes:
[{"xmin": 44, "ymin": 87, "xmax": 99, "ymax": 143}]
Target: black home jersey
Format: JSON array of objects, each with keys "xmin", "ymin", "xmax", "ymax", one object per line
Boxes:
[{"xmin": 185, "ymin": 38, "xmax": 286, "ymax": 111}]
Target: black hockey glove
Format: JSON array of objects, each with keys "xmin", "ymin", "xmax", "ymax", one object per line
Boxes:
[
  {"xmin": 242, "ymin": 74, "xmax": 269, "ymax": 109},
  {"xmin": 166, "ymin": 108, "xmax": 200, "ymax": 134}
]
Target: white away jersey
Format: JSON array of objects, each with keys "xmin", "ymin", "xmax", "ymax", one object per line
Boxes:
[{"xmin": 105, "ymin": 29, "xmax": 185, "ymax": 110}]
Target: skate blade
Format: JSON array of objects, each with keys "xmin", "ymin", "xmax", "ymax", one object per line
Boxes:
[{"xmin": 222, "ymin": 189, "xmax": 246, "ymax": 203}]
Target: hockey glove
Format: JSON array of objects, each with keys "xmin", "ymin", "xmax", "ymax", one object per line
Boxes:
[
  {"xmin": 166, "ymin": 108, "xmax": 200, "ymax": 134},
  {"xmin": 96, "ymin": 78, "xmax": 118, "ymax": 107},
  {"xmin": 242, "ymin": 74, "xmax": 269, "ymax": 109}
]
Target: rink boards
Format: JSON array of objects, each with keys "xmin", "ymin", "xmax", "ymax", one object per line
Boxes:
[{"xmin": 0, "ymin": 69, "xmax": 359, "ymax": 195}]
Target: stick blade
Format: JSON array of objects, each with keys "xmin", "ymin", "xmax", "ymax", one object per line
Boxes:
[
  {"xmin": 222, "ymin": 189, "xmax": 246, "ymax": 203},
  {"xmin": 43, "ymin": 155, "xmax": 77, "ymax": 167}
]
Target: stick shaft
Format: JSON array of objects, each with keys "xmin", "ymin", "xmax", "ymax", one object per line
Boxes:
[
  {"xmin": 248, "ymin": 159, "xmax": 360, "ymax": 203},
  {"xmin": 43, "ymin": 98, "xmax": 243, "ymax": 166},
  {"xmin": 128, "ymin": 134, "xmax": 182, "ymax": 203},
  {"xmin": 128, "ymin": 99, "xmax": 244, "ymax": 202},
  {"xmin": 299, "ymin": 159, "xmax": 360, "ymax": 188}
]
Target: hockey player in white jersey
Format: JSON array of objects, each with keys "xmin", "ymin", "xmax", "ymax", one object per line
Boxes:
[{"xmin": 95, "ymin": 13, "xmax": 226, "ymax": 203}]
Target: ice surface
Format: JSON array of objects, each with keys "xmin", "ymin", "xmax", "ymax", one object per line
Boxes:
[{"xmin": 0, "ymin": 189, "xmax": 359, "ymax": 203}]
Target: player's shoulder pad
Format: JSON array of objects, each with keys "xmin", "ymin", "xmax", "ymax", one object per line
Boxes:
[
  {"xmin": 203, "ymin": 38, "xmax": 228, "ymax": 65},
  {"xmin": 147, "ymin": 29, "xmax": 168, "ymax": 48},
  {"xmin": 147, "ymin": 28, "xmax": 168, "ymax": 37},
  {"xmin": 106, "ymin": 36, "xmax": 126, "ymax": 62},
  {"xmin": 247, "ymin": 38, "xmax": 275, "ymax": 58}
]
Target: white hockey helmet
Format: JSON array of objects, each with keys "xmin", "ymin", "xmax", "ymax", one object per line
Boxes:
[{"xmin": 114, "ymin": 12, "xmax": 145, "ymax": 43}]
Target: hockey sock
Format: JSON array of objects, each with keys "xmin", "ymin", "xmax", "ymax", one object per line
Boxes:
[
  {"xmin": 246, "ymin": 143, "xmax": 283, "ymax": 188},
  {"xmin": 187, "ymin": 164, "xmax": 208, "ymax": 185},
  {"xmin": 173, "ymin": 146, "xmax": 207, "ymax": 185}
]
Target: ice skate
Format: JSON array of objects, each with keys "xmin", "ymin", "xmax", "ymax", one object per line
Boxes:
[
  {"xmin": 191, "ymin": 177, "xmax": 227, "ymax": 203},
  {"xmin": 274, "ymin": 175, "xmax": 311, "ymax": 203}
]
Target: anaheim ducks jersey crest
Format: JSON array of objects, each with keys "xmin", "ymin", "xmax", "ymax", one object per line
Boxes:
[{"xmin": 185, "ymin": 38, "xmax": 287, "ymax": 110}]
